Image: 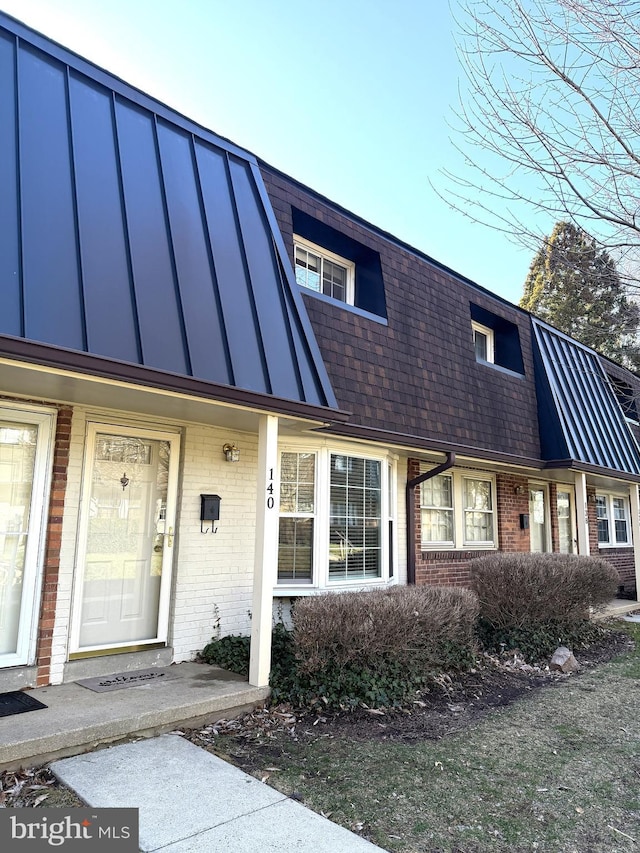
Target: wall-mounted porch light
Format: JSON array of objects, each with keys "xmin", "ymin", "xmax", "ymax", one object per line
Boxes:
[{"xmin": 223, "ymin": 443, "xmax": 240, "ymax": 463}]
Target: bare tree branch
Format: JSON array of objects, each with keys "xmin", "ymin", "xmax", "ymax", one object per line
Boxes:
[{"xmin": 438, "ymin": 0, "xmax": 640, "ymax": 289}]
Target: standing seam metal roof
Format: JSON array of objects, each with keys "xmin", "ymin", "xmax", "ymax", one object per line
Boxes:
[
  {"xmin": 532, "ymin": 319, "xmax": 640, "ymax": 475},
  {"xmin": 0, "ymin": 12, "xmax": 337, "ymax": 411}
]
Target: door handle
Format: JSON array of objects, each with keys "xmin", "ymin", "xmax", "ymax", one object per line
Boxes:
[{"xmin": 166, "ymin": 526, "xmax": 174, "ymax": 548}]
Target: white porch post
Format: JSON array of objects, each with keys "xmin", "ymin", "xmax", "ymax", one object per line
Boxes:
[
  {"xmin": 574, "ymin": 471, "xmax": 590, "ymax": 556},
  {"xmin": 629, "ymin": 484, "xmax": 640, "ymax": 598},
  {"xmin": 249, "ymin": 414, "xmax": 279, "ymax": 687}
]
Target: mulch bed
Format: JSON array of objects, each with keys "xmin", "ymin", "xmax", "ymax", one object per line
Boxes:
[
  {"xmin": 183, "ymin": 626, "xmax": 635, "ymax": 752},
  {"xmin": 1, "ymin": 625, "xmax": 635, "ymax": 807}
]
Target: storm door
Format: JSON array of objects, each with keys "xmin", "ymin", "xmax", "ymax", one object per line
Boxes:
[
  {"xmin": 529, "ymin": 485, "xmax": 550, "ymax": 553},
  {"xmin": 556, "ymin": 489, "xmax": 576, "ymax": 553},
  {"xmin": 71, "ymin": 425, "xmax": 180, "ymax": 654},
  {"xmin": 0, "ymin": 408, "xmax": 54, "ymax": 668}
]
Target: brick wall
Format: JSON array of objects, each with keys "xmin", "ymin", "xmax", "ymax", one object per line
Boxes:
[
  {"xmin": 496, "ymin": 473, "xmax": 530, "ymax": 552},
  {"xmin": 35, "ymin": 406, "xmax": 72, "ymax": 685},
  {"xmin": 597, "ymin": 548, "xmax": 636, "ymax": 595},
  {"xmin": 410, "ymin": 460, "xmax": 530, "ymax": 587}
]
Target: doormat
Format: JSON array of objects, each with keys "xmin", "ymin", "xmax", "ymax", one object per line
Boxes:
[
  {"xmin": 76, "ymin": 666, "xmax": 173, "ymax": 693},
  {"xmin": 0, "ymin": 690, "xmax": 48, "ymax": 718}
]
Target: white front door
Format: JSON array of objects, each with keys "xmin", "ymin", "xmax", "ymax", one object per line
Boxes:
[
  {"xmin": 71, "ymin": 424, "xmax": 180, "ymax": 654},
  {"xmin": 0, "ymin": 407, "xmax": 54, "ymax": 668}
]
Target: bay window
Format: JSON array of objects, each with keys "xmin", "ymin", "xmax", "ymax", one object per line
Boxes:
[{"xmin": 277, "ymin": 447, "xmax": 394, "ymax": 588}]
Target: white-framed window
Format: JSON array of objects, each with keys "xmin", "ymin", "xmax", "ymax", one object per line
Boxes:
[
  {"xmin": 472, "ymin": 321, "xmax": 495, "ymax": 364},
  {"xmin": 277, "ymin": 444, "xmax": 396, "ymax": 589},
  {"xmin": 420, "ymin": 470, "xmax": 496, "ymax": 549},
  {"xmin": 278, "ymin": 452, "xmax": 316, "ymax": 583},
  {"xmin": 293, "ymin": 236, "xmax": 355, "ymax": 305},
  {"xmin": 596, "ymin": 493, "xmax": 631, "ymax": 546}
]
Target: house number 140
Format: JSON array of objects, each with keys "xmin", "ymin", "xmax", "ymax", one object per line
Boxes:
[{"xmin": 266, "ymin": 468, "xmax": 275, "ymax": 509}]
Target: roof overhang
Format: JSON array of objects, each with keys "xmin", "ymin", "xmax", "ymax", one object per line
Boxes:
[{"xmin": 0, "ymin": 338, "xmax": 350, "ymax": 435}]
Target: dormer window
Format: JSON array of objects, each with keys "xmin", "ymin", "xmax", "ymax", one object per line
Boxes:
[
  {"xmin": 472, "ymin": 321, "xmax": 494, "ymax": 364},
  {"xmin": 294, "ymin": 237, "xmax": 355, "ymax": 305}
]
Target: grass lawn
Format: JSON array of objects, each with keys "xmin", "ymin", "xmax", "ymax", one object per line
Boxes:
[{"xmin": 207, "ymin": 622, "xmax": 640, "ymax": 853}]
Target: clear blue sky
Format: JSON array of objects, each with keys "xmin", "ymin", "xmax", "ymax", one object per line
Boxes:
[{"xmin": 0, "ymin": 0, "xmax": 536, "ymax": 305}]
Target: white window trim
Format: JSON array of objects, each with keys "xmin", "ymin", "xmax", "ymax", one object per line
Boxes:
[
  {"xmin": 276, "ymin": 440, "xmax": 397, "ymax": 594},
  {"xmin": 596, "ymin": 492, "xmax": 632, "ymax": 547},
  {"xmin": 420, "ymin": 469, "xmax": 497, "ymax": 551},
  {"xmin": 472, "ymin": 321, "xmax": 495, "ymax": 364},
  {"xmin": 293, "ymin": 235, "xmax": 355, "ymax": 305}
]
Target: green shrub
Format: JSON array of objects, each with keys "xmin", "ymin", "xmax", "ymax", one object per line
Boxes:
[
  {"xmin": 200, "ymin": 586, "xmax": 480, "ymax": 709},
  {"xmin": 199, "ymin": 624, "xmax": 295, "ymax": 682},
  {"xmin": 270, "ymin": 657, "xmax": 428, "ymax": 709},
  {"xmin": 274, "ymin": 586, "xmax": 479, "ymax": 709},
  {"xmin": 470, "ymin": 553, "xmax": 619, "ymax": 661},
  {"xmin": 200, "ymin": 633, "xmax": 250, "ymax": 676},
  {"xmin": 476, "ymin": 616, "xmax": 610, "ymax": 662}
]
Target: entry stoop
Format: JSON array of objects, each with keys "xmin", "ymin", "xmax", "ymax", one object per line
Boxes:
[{"xmin": 0, "ymin": 663, "xmax": 269, "ymax": 772}]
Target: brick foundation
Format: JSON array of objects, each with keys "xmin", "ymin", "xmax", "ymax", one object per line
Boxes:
[{"xmin": 597, "ymin": 548, "xmax": 636, "ymax": 596}]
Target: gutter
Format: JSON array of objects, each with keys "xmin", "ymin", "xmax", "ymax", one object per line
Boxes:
[
  {"xmin": 406, "ymin": 452, "xmax": 456, "ymax": 585},
  {"xmin": 0, "ymin": 335, "xmax": 350, "ymax": 424}
]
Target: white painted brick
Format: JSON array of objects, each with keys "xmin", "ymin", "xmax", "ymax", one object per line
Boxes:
[{"xmin": 44, "ymin": 401, "xmax": 408, "ymax": 683}]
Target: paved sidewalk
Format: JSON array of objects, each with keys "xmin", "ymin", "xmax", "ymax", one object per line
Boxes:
[{"xmin": 51, "ymin": 734, "xmax": 387, "ymax": 852}]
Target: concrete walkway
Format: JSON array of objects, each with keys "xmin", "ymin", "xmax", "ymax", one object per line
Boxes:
[
  {"xmin": 51, "ymin": 734, "xmax": 387, "ymax": 852},
  {"xmin": 0, "ymin": 662, "xmax": 269, "ymax": 771}
]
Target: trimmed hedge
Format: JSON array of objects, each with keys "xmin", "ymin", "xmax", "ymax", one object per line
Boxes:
[
  {"xmin": 200, "ymin": 586, "xmax": 479, "ymax": 709},
  {"xmin": 292, "ymin": 585, "xmax": 478, "ymax": 675},
  {"xmin": 470, "ymin": 552, "xmax": 618, "ymax": 660},
  {"xmin": 277, "ymin": 586, "xmax": 479, "ymax": 708}
]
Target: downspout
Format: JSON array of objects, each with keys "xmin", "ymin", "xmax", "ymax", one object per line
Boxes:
[{"xmin": 406, "ymin": 452, "xmax": 456, "ymax": 585}]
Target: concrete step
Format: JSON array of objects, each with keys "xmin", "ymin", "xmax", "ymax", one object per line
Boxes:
[{"xmin": 0, "ymin": 663, "xmax": 268, "ymax": 771}]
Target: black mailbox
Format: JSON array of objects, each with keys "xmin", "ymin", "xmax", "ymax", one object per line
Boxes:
[{"xmin": 201, "ymin": 494, "xmax": 221, "ymax": 522}]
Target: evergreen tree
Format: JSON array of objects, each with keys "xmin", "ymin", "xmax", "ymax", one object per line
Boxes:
[{"xmin": 520, "ymin": 222, "xmax": 640, "ymax": 371}]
